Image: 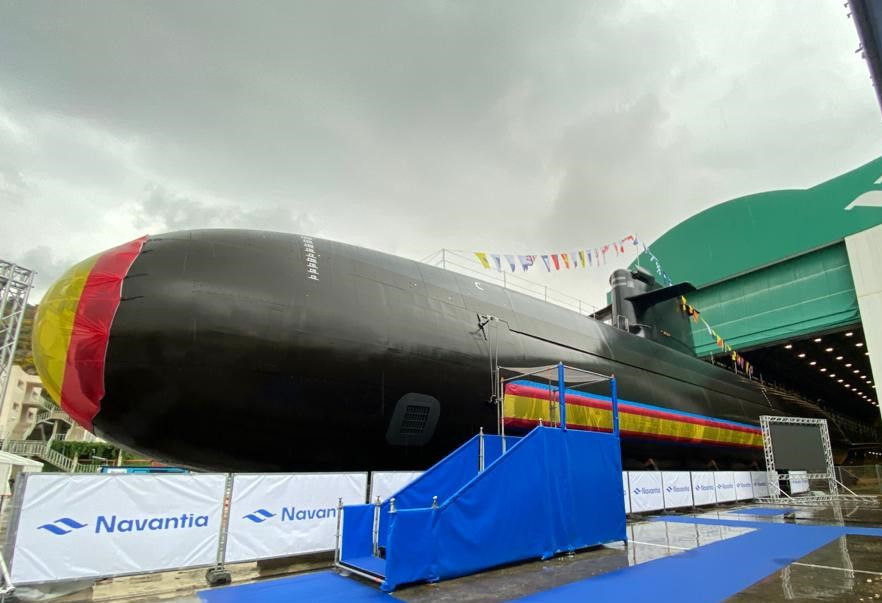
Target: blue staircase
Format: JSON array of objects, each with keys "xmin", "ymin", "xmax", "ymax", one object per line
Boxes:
[
  {"xmin": 336, "ymin": 426, "xmax": 626, "ymax": 592},
  {"xmin": 337, "ymin": 430, "xmax": 511, "ymax": 583}
]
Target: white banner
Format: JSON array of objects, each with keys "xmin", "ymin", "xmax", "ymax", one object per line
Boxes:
[
  {"xmin": 789, "ymin": 471, "xmax": 810, "ymax": 494},
  {"xmin": 714, "ymin": 471, "xmax": 736, "ymax": 502},
  {"xmin": 662, "ymin": 472, "xmax": 693, "ymax": 509},
  {"xmin": 628, "ymin": 471, "xmax": 663, "ymax": 512},
  {"xmin": 751, "ymin": 471, "xmax": 770, "ymax": 498},
  {"xmin": 733, "ymin": 471, "xmax": 754, "ymax": 501},
  {"xmin": 369, "ymin": 472, "xmax": 422, "ymax": 502},
  {"xmin": 691, "ymin": 472, "xmax": 717, "ymax": 506},
  {"xmin": 623, "ymin": 472, "xmax": 630, "ymax": 514},
  {"xmin": 11, "ymin": 473, "xmax": 226, "ymax": 584},
  {"xmin": 225, "ymin": 473, "xmax": 367, "ymax": 563}
]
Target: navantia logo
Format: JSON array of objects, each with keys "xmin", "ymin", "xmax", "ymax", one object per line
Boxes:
[
  {"xmin": 666, "ymin": 485, "xmax": 690, "ymax": 494},
  {"xmin": 38, "ymin": 517, "xmax": 87, "ymax": 536},
  {"xmin": 37, "ymin": 514, "xmax": 210, "ymax": 535},
  {"xmin": 632, "ymin": 487, "xmax": 661, "ymax": 496},
  {"xmin": 243, "ymin": 509, "xmax": 275, "ymax": 524},
  {"xmin": 243, "ymin": 506, "xmax": 337, "ymax": 524}
]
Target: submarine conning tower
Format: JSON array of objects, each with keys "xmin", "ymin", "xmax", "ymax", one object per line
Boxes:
[
  {"xmin": 608, "ymin": 267, "xmax": 654, "ymax": 333},
  {"xmin": 605, "ymin": 266, "xmax": 697, "ymax": 356}
]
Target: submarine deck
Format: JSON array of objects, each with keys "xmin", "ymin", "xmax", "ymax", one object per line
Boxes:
[{"xmin": 177, "ymin": 501, "xmax": 882, "ymax": 603}]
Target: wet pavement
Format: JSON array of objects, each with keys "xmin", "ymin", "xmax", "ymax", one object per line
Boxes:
[
  {"xmin": 727, "ymin": 535, "xmax": 882, "ymax": 601},
  {"xmin": 391, "ymin": 520, "xmax": 753, "ymax": 602},
  {"xmin": 391, "ymin": 502, "xmax": 882, "ymax": 603},
  {"xmin": 16, "ymin": 501, "xmax": 882, "ymax": 602}
]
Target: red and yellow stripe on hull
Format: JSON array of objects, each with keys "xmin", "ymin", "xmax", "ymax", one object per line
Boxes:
[
  {"xmin": 32, "ymin": 236, "xmax": 148, "ymax": 430},
  {"xmin": 503, "ymin": 381, "xmax": 762, "ymax": 449}
]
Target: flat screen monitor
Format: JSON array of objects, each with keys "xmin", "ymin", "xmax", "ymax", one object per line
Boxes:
[{"xmin": 768, "ymin": 423, "xmax": 828, "ymax": 473}]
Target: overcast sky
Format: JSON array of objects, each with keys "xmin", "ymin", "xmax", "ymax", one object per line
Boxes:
[{"xmin": 1, "ymin": 0, "xmax": 880, "ymax": 306}]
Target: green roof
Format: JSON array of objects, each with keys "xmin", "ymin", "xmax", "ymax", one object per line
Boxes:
[{"xmin": 633, "ymin": 155, "xmax": 882, "ymax": 287}]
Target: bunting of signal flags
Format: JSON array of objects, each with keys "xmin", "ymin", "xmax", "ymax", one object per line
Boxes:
[
  {"xmin": 641, "ymin": 244, "xmax": 673, "ymax": 286},
  {"xmin": 641, "ymin": 246, "xmax": 759, "ymax": 380},
  {"xmin": 679, "ymin": 295, "xmax": 754, "ymax": 377},
  {"xmin": 474, "ymin": 235, "xmax": 640, "ymax": 273}
]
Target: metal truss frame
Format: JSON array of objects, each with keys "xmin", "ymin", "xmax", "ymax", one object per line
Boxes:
[
  {"xmin": 758, "ymin": 415, "xmax": 877, "ymax": 506},
  {"xmin": 0, "ymin": 260, "xmax": 35, "ymax": 415}
]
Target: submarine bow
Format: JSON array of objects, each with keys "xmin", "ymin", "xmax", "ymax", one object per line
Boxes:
[{"xmin": 33, "ymin": 236, "xmax": 147, "ymax": 428}]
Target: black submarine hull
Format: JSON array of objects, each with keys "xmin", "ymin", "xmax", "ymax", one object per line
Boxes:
[{"xmin": 32, "ymin": 230, "xmax": 847, "ymax": 471}]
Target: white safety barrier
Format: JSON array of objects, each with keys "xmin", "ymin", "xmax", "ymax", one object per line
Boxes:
[
  {"xmin": 225, "ymin": 473, "xmax": 367, "ymax": 563},
  {"xmin": 789, "ymin": 471, "xmax": 810, "ymax": 494},
  {"xmin": 6, "ymin": 465, "xmax": 782, "ymax": 584},
  {"xmin": 734, "ymin": 471, "xmax": 754, "ymax": 501},
  {"xmin": 661, "ymin": 472, "xmax": 692, "ymax": 509},
  {"xmin": 9, "ymin": 473, "xmax": 227, "ymax": 584},
  {"xmin": 691, "ymin": 472, "xmax": 717, "ymax": 506},
  {"xmin": 369, "ymin": 471, "xmax": 423, "ymax": 502},
  {"xmin": 713, "ymin": 471, "xmax": 736, "ymax": 503},
  {"xmin": 751, "ymin": 471, "xmax": 770, "ymax": 498},
  {"xmin": 628, "ymin": 471, "xmax": 664, "ymax": 512}
]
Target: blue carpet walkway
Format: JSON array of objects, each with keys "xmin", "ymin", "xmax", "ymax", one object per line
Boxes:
[
  {"xmin": 198, "ymin": 516, "xmax": 882, "ymax": 603},
  {"xmin": 198, "ymin": 570, "xmax": 399, "ymax": 603},
  {"xmin": 516, "ymin": 515, "xmax": 882, "ymax": 603}
]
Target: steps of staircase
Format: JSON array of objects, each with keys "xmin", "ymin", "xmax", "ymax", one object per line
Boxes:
[{"xmin": 339, "ymin": 555, "xmax": 386, "ymax": 580}]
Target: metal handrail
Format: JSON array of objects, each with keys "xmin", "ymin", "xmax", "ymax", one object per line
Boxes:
[
  {"xmin": 3, "ymin": 440, "xmax": 100, "ymax": 473},
  {"xmin": 424, "ymin": 250, "xmax": 600, "ymax": 317},
  {"xmin": 0, "ymin": 549, "xmax": 14, "ymax": 599},
  {"xmin": 35, "ymin": 409, "xmax": 72, "ymax": 425}
]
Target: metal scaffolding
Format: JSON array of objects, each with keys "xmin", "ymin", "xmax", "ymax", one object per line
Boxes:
[
  {"xmin": 758, "ymin": 414, "xmax": 876, "ymax": 505},
  {"xmin": 0, "ymin": 260, "xmax": 35, "ymax": 413}
]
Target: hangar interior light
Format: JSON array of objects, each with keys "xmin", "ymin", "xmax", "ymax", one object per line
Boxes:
[{"xmin": 745, "ymin": 328, "xmax": 877, "ymax": 415}]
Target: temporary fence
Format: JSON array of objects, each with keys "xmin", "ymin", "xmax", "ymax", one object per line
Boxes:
[
  {"xmin": 0, "ymin": 466, "xmax": 806, "ymax": 587},
  {"xmin": 4, "ymin": 473, "xmax": 228, "ymax": 585},
  {"xmin": 836, "ymin": 464, "xmax": 882, "ymax": 495},
  {"xmin": 625, "ymin": 470, "xmax": 771, "ymax": 513},
  {"xmin": 224, "ymin": 473, "xmax": 367, "ymax": 564}
]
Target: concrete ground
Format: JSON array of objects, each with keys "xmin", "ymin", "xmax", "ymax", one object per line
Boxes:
[{"xmin": 8, "ymin": 501, "xmax": 882, "ymax": 602}]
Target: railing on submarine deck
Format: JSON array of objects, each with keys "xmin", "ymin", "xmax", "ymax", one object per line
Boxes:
[
  {"xmin": 706, "ymin": 354, "xmax": 879, "ymax": 441},
  {"xmin": 421, "ymin": 249, "xmax": 600, "ymax": 318},
  {"xmin": 425, "ymin": 251, "xmax": 877, "ymax": 441}
]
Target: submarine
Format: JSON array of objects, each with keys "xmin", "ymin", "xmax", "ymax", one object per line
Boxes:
[{"xmin": 31, "ymin": 229, "xmax": 849, "ymax": 472}]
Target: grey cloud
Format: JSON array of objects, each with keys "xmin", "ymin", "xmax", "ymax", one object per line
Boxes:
[
  {"xmin": 134, "ymin": 184, "xmax": 317, "ymax": 234},
  {"xmin": 0, "ymin": 164, "xmax": 27, "ymax": 204},
  {"xmin": 0, "ymin": 1, "xmax": 880, "ymax": 307},
  {"xmin": 16, "ymin": 246, "xmax": 77, "ymax": 298}
]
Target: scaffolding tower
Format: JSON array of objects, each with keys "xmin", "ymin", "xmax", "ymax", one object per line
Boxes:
[
  {"xmin": 0, "ymin": 260, "xmax": 35, "ymax": 413},
  {"xmin": 758, "ymin": 414, "xmax": 876, "ymax": 505}
]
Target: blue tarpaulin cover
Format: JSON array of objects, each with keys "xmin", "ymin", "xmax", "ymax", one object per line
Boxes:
[
  {"xmin": 374, "ymin": 433, "xmax": 512, "ymax": 549},
  {"xmin": 341, "ymin": 433, "xmax": 515, "ymax": 571},
  {"xmin": 379, "ymin": 426, "xmax": 625, "ymax": 591}
]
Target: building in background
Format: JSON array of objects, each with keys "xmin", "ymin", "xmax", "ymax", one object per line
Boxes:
[
  {"xmin": 0, "ymin": 364, "xmax": 97, "ymax": 444},
  {"xmin": 0, "ymin": 365, "xmax": 42, "ymax": 441},
  {"xmin": 632, "ymin": 155, "xmax": 882, "ymax": 452}
]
